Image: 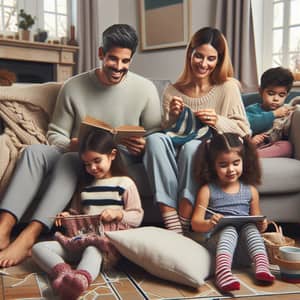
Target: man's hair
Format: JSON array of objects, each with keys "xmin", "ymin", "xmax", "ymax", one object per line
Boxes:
[
  {"xmin": 260, "ymin": 67, "xmax": 294, "ymax": 92},
  {"xmin": 102, "ymin": 24, "xmax": 138, "ymax": 56}
]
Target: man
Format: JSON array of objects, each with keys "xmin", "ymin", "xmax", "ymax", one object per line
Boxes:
[{"xmin": 0, "ymin": 24, "xmax": 161, "ymax": 267}]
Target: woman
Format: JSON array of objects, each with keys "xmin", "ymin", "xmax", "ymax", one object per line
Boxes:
[{"xmin": 143, "ymin": 27, "xmax": 250, "ymax": 234}]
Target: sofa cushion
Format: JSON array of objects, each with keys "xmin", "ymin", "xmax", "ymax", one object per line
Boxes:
[{"xmin": 259, "ymin": 158, "xmax": 300, "ymax": 194}]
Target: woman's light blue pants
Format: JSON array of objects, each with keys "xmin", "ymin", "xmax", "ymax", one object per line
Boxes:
[{"xmin": 143, "ymin": 132, "xmax": 201, "ymax": 208}]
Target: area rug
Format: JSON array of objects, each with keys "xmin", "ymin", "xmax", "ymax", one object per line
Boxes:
[{"xmin": 1, "ymin": 259, "xmax": 300, "ymax": 299}]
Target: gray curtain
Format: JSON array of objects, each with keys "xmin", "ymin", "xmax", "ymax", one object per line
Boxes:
[
  {"xmin": 77, "ymin": 0, "xmax": 100, "ymax": 73},
  {"xmin": 215, "ymin": 0, "xmax": 258, "ymax": 92}
]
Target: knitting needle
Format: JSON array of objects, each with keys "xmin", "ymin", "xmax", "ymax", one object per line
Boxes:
[{"xmin": 197, "ymin": 204, "xmax": 218, "ymax": 215}]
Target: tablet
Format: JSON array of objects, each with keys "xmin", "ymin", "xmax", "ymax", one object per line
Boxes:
[{"xmin": 212, "ymin": 215, "xmax": 266, "ymax": 233}]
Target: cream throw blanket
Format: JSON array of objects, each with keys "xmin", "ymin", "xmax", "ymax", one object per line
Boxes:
[{"xmin": 0, "ymin": 83, "xmax": 61, "ymax": 197}]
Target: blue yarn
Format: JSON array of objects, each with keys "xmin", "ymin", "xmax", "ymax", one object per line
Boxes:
[{"xmin": 163, "ymin": 106, "xmax": 212, "ymax": 146}]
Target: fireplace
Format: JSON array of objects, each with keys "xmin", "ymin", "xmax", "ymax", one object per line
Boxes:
[
  {"xmin": 0, "ymin": 59, "xmax": 54, "ymax": 83},
  {"xmin": 0, "ymin": 38, "xmax": 79, "ymax": 82}
]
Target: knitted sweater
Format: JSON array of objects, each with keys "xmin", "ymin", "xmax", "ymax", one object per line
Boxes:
[
  {"xmin": 162, "ymin": 79, "xmax": 251, "ymax": 137},
  {"xmin": 245, "ymin": 103, "xmax": 275, "ymax": 134},
  {"xmin": 47, "ymin": 70, "xmax": 161, "ymax": 151},
  {"xmin": 80, "ymin": 176, "xmax": 144, "ymax": 228}
]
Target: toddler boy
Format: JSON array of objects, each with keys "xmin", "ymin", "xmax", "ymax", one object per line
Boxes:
[{"xmin": 246, "ymin": 67, "xmax": 294, "ymax": 157}]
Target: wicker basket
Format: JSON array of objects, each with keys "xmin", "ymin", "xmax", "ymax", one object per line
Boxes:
[{"xmin": 262, "ymin": 221, "xmax": 295, "ymax": 264}]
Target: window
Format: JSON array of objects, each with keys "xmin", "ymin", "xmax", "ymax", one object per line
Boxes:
[
  {"xmin": 0, "ymin": 0, "xmax": 18, "ymax": 32},
  {"xmin": 43, "ymin": 0, "xmax": 71, "ymax": 39},
  {"xmin": 0, "ymin": 0, "xmax": 74, "ymax": 39},
  {"xmin": 271, "ymin": 0, "xmax": 300, "ymax": 72}
]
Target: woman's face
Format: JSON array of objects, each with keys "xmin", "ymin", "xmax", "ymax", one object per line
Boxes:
[{"xmin": 190, "ymin": 43, "xmax": 218, "ymax": 81}]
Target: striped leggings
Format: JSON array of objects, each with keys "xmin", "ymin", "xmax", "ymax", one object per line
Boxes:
[{"xmin": 217, "ymin": 223, "xmax": 267, "ymax": 259}]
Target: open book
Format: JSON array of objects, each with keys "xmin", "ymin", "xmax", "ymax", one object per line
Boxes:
[{"xmin": 79, "ymin": 116, "xmax": 146, "ymax": 142}]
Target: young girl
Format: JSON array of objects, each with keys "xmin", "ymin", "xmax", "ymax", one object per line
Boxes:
[
  {"xmin": 191, "ymin": 132, "xmax": 274, "ymax": 292},
  {"xmin": 32, "ymin": 129, "xmax": 144, "ymax": 300}
]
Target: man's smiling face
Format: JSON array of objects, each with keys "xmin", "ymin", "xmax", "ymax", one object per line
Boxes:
[{"xmin": 98, "ymin": 47, "xmax": 132, "ymax": 85}]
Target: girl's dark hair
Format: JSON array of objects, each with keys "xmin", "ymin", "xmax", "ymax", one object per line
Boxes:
[
  {"xmin": 194, "ymin": 132, "xmax": 261, "ymax": 187},
  {"xmin": 79, "ymin": 129, "xmax": 127, "ymax": 184},
  {"xmin": 102, "ymin": 24, "xmax": 138, "ymax": 56}
]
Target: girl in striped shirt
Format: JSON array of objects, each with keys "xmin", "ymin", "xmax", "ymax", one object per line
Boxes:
[{"xmin": 32, "ymin": 129, "xmax": 143, "ymax": 300}]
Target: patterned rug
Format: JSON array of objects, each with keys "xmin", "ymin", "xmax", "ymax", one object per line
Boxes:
[{"xmin": 1, "ymin": 259, "xmax": 300, "ymax": 299}]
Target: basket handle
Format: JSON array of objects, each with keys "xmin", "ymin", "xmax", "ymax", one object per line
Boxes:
[{"xmin": 267, "ymin": 220, "xmax": 282, "ymax": 235}]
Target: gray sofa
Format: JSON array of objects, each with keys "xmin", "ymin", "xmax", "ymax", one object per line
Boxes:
[{"xmin": 1, "ymin": 81, "xmax": 300, "ymax": 225}]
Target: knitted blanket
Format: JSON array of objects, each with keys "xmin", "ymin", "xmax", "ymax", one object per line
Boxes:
[
  {"xmin": 163, "ymin": 106, "xmax": 212, "ymax": 146},
  {"xmin": 0, "ymin": 83, "xmax": 61, "ymax": 198}
]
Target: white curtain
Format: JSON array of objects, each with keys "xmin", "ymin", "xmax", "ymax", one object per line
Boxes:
[
  {"xmin": 215, "ymin": 0, "xmax": 258, "ymax": 93},
  {"xmin": 77, "ymin": 0, "xmax": 100, "ymax": 73}
]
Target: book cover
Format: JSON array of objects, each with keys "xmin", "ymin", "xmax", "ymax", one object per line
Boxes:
[{"xmin": 79, "ymin": 116, "xmax": 146, "ymax": 142}]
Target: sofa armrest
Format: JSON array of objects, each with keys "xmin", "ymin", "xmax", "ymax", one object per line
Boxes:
[{"xmin": 290, "ymin": 109, "xmax": 300, "ymax": 160}]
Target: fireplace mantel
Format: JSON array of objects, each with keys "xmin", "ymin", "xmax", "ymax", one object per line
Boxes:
[{"xmin": 0, "ymin": 38, "xmax": 79, "ymax": 82}]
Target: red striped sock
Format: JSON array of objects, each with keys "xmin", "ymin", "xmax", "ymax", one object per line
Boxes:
[
  {"xmin": 254, "ymin": 253, "xmax": 275, "ymax": 282},
  {"xmin": 216, "ymin": 253, "xmax": 240, "ymax": 292},
  {"xmin": 162, "ymin": 211, "xmax": 183, "ymax": 234}
]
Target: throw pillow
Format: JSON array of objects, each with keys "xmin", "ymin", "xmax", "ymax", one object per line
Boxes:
[{"xmin": 105, "ymin": 226, "xmax": 212, "ymax": 288}]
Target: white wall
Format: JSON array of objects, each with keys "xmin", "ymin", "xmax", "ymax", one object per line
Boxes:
[
  {"xmin": 123, "ymin": 0, "xmax": 215, "ymax": 82},
  {"xmin": 98, "ymin": 0, "xmax": 119, "ymax": 39}
]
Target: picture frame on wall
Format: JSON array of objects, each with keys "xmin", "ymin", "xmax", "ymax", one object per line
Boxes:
[{"xmin": 138, "ymin": 0, "xmax": 190, "ymax": 51}]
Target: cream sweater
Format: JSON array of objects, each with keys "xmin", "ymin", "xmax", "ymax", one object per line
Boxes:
[{"xmin": 162, "ymin": 79, "xmax": 250, "ymax": 136}]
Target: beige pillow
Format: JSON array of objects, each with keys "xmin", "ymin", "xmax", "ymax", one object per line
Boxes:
[{"xmin": 105, "ymin": 226, "xmax": 212, "ymax": 288}]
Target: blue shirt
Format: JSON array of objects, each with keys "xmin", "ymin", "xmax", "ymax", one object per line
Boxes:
[{"xmin": 246, "ymin": 103, "xmax": 275, "ymax": 134}]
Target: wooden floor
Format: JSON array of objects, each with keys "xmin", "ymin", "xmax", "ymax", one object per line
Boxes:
[{"xmin": 0, "ymin": 223, "xmax": 300, "ymax": 300}]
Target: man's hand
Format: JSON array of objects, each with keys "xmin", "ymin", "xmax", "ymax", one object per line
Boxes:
[
  {"xmin": 69, "ymin": 138, "xmax": 79, "ymax": 152},
  {"xmin": 121, "ymin": 136, "xmax": 146, "ymax": 156},
  {"xmin": 100, "ymin": 208, "xmax": 123, "ymax": 223}
]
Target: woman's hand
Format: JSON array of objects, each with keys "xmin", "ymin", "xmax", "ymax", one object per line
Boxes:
[
  {"xmin": 169, "ymin": 96, "xmax": 184, "ymax": 117},
  {"xmin": 55, "ymin": 211, "xmax": 71, "ymax": 227},
  {"xmin": 100, "ymin": 208, "xmax": 123, "ymax": 223},
  {"xmin": 194, "ymin": 108, "xmax": 218, "ymax": 126},
  {"xmin": 256, "ymin": 218, "xmax": 268, "ymax": 233}
]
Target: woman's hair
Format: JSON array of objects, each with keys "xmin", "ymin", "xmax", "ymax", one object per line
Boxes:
[
  {"xmin": 79, "ymin": 129, "xmax": 127, "ymax": 184},
  {"xmin": 174, "ymin": 27, "xmax": 234, "ymax": 90},
  {"xmin": 194, "ymin": 132, "xmax": 261, "ymax": 187}
]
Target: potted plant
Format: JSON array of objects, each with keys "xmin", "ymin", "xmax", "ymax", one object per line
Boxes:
[{"xmin": 17, "ymin": 9, "xmax": 35, "ymax": 40}]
